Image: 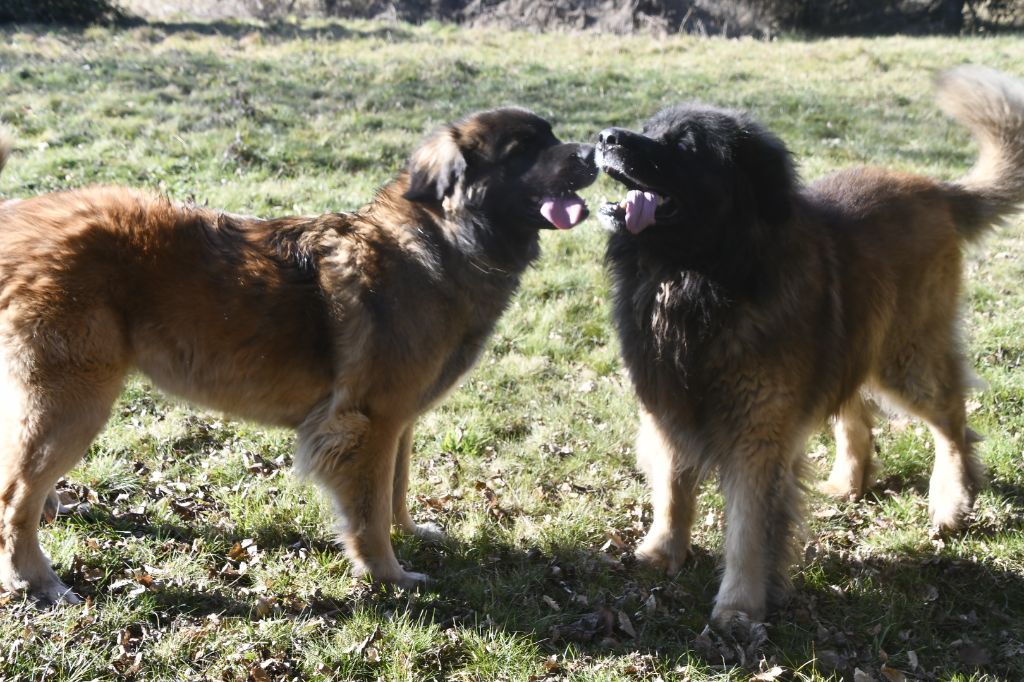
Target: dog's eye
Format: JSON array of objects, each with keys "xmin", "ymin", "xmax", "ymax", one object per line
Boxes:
[
  {"xmin": 502, "ymin": 136, "xmax": 548, "ymax": 162},
  {"xmin": 675, "ymin": 132, "xmax": 697, "ymax": 152},
  {"xmin": 501, "ymin": 140, "xmax": 528, "ymax": 159}
]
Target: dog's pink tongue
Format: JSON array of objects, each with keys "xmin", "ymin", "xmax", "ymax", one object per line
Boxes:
[
  {"xmin": 540, "ymin": 196, "xmax": 586, "ymax": 230},
  {"xmin": 624, "ymin": 190, "xmax": 659, "ymax": 234}
]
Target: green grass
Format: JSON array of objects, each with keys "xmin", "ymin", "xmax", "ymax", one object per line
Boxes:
[{"xmin": 2, "ymin": 19, "xmax": 1024, "ymax": 681}]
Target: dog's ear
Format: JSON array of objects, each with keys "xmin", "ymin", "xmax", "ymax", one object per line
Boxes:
[
  {"xmin": 403, "ymin": 126, "xmax": 467, "ymax": 203},
  {"xmin": 734, "ymin": 124, "xmax": 796, "ymax": 225}
]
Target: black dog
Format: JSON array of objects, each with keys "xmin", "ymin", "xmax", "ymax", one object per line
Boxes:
[{"xmin": 595, "ymin": 67, "xmax": 1024, "ymax": 629}]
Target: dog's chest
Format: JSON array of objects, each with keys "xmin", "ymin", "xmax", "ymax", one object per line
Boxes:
[
  {"xmin": 417, "ymin": 326, "xmax": 492, "ymax": 411},
  {"xmin": 614, "ymin": 264, "xmax": 745, "ymax": 414},
  {"xmin": 416, "ymin": 274, "xmax": 515, "ymax": 411}
]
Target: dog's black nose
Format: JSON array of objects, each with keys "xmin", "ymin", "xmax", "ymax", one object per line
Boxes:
[{"xmin": 598, "ymin": 128, "xmax": 626, "ymax": 146}]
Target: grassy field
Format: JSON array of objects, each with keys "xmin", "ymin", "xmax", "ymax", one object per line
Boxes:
[{"xmin": 1, "ymin": 18, "xmax": 1023, "ymax": 682}]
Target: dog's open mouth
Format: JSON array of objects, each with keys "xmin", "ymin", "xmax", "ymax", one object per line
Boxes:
[
  {"xmin": 598, "ymin": 190, "xmax": 666, "ymax": 234},
  {"xmin": 540, "ymin": 193, "xmax": 589, "ymax": 230}
]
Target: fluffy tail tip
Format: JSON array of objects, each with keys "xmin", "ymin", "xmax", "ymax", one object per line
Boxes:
[
  {"xmin": 936, "ymin": 64, "xmax": 1024, "ymax": 121},
  {"xmin": 935, "ymin": 65, "xmax": 1024, "ymax": 236}
]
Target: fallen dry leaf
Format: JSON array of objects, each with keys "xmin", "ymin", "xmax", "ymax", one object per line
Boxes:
[
  {"xmin": 601, "ymin": 531, "xmax": 626, "ymax": 552},
  {"xmin": 550, "ymin": 608, "xmax": 615, "ymax": 644},
  {"xmin": 347, "ymin": 624, "xmax": 383, "ymax": 658},
  {"xmin": 880, "ymin": 665, "xmax": 906, "ymax": 682},
  {"xmin": 248, "ymin": 664, "xmax": 271, "ymax": 682},
  {"xmin": 228, "ymin": 542, "xmax": 248, "ymax": 562},
  {"xmin": 751, "ymin": 665, "xmax": 785, "ymax": 681},
  {"xmin": 254, "ymin": 596, "xmax": 277, "ymax": 620},
  {"xmin": 616, "ymin": 610, "xmax": 637, "ymax": 639},
  {"xmin": 957, "ymin": 641, "xmax": 991, "ymax": 666},
  {"xmin": 542, "ymin": 595, "xmax": 560, "ymax": 612}
]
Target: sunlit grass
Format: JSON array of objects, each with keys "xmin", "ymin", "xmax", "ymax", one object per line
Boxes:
[{"xmin": 1, "ymin": 20, "xmax": 1022, "ymax": 681}]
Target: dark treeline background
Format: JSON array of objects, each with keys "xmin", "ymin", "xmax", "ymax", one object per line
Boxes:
[{"xmin": 1, "ymin": 0, "xmax": 1021, "ymax": 35}]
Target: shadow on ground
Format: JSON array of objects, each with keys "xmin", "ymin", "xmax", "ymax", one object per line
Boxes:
[{"xmin": 43, "ymin": 498, "xmax": 1024, "ymax": 680}]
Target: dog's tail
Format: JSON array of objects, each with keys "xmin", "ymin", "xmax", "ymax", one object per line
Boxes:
[{"xmin": 938, "ymin": 65, "xmax": 1024, "ymax": 241}]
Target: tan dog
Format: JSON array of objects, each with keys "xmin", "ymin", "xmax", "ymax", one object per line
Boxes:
[
  {"xmin": 595, "ymin": 66, "xmax": 1024, "ymax": 629},
  {"xmin": 0, "ymin": 108, "xmax": 596, "ymax": 604}
]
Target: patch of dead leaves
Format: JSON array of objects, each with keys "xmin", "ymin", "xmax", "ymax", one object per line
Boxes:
[
  {"xmin": 474, "ymin": 479, "xmax": 515, "ymax": 523},
  {"xmin": 549, "ymin": 607, "xmax": 639, "ymax": 647}
]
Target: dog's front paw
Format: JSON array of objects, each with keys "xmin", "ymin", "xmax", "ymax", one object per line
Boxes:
[
  {"xmin": 408, "ymin": 521, "xmax": 447, "ymax": 544},
  {"xmin": 354, "ymin": 564, "xmax": 430, "ymax": 591},
  {"xmin": 0, "ymin": 561, "xmax": 81, "ymax": 607},
  {"xmin": 393, "ymin": 569, "xmax": 429, "ymax": 591},
  {"xmin": 928, "ymin": 458, "xmax": 983, "ymax": 532},
  {"xmin": 635, "ymin": 531, "xmax": 689, "ymax": 574},
  {"xmin": 395, "ymin": 513, "xmax": 448, "ymax": 544},
  {"xmin": 817, "ymin": 477, "xmax": 862, "ymax": 500}
]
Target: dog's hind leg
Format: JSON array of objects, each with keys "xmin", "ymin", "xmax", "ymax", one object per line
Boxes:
[
  {"xmin": 821, "ymin": 393, "xmax": 876, "ymax": 499},
  {"xmin": 634, "ymin": 408, "xmax": 701, "ymax": 574},
  {"xmin": 0, "ymin": 345, "xmax": 125, "ymax": 604},
  {"xmin": 877, "ymin": 349, "xmax": 983, "ymax": 531},
  {"xmin": 391, "ymin": 426, "xmax": 445, "ymax": 543}
]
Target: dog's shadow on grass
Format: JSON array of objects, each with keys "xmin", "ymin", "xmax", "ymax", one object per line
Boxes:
[
  {"xmin": 388, "ymin": 525, "xmax": 1024, "ymax": 678},
  {"xmin": 52, "ymin": 501, "xmax": 1024, "ymax": 678}
]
